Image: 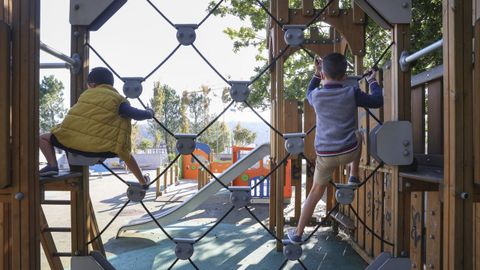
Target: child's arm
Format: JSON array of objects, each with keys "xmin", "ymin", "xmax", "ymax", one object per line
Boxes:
[
  {"xmin": 118, "ymin": 102, "xmax": 154, "ymax": 120},
  {"xmin": 306, "ymin": 57, "xmax": 322, "ymax": 104},
  {"xmin": 355, "ymin": 70, "xmax": 383, "ymax": 108}
]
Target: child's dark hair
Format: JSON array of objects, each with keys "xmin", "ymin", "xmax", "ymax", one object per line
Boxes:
[
  {"xmin": 322, "ymin": 53, "xmax": 347, "ymax": 80},
  {"xmin": 87, "ymin": 67, "xmax": 114, "ymax": 86}
]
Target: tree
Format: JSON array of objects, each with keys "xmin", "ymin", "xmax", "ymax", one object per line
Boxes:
[
  {"xmin": 233, "ymin": 123, "xmax": 257, "ymax": 146},
  {"xmin": 131, "ymin": 122, "xmax": 140, "ymax": 153},
  {"xmin": 183, "ymin": 86, "xmax": 211, "ymax": 134},
  {"xmin": 39, "ymin": 75, "xmax": 67, "ymax": 133},
  {"xmin": 199, "ymin": 121, "xmax": 231, "ymax": 153},
  {"xmin": 137, "ymin": 138, "xmax": 153, "ymax": 151},
  {"xmin": 211, "ymin": 0, "xmax": 442, "ymax": 108},
  {"xmin": 149, "ymin": 82, "xmax": 181, "ymax": 154}
]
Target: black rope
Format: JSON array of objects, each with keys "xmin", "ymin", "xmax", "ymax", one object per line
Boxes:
[
  {"xmin": 304, "ymin": 203, "xmax": 339, "ymax": 242},
  {"xmin": 365, "ymin": 108, "xmax": 383, "ymax": 126},
  {"xmin": 196, "ymin": 101, "xmax": 234, "ymax": 137},
  {"xmin": 189, "ymin": 258, "xmax": 200, "ymax": 270},
  {"xmin": 297, "ymin": 259, "xmax": 308, "ymax": 270},
  {"xmin": 244, "ymin": 101, "xmax": 283, "ymax": 137},
  {"xmin": 144, "ymin": 44, "xmax": 182, "ymax": 80},
  {"xmin": 145, "ymin": 0, "xmax": 176, "ymax": 28},
  {"xmin": 199, "ymin": 0, "xmax": 225, "ymax": 27},
  {"xmin": 278, "ymin": 259, "xmax": 289, "ymax": 270},
  {"xmin": 249, "ymin": 44, "xmax": 290, "ymax": 85},
  {"xmin": 85, "ymin": 43, "xmax": 123, "ymax": 81},
  {"xmin": 349, "ymin": 204, "xmax": 394, "ymax": 247},
  {"xmin": 100, "ymin": 162, "xmax": 130, "ymax": 186},
  {"xmin": 305, "ymin": 125, "xmax": 316, "ymax": 136},
  {"xmin": 195, "ymin": 206, "xmax": 235, "ymax": 243},
  {"xmin": 359, "ymin": 41, "xmax": 394, "ymax": 80},
  {"xmin": 87, "ymin": 200, "xmax": 130, "ymax": 245},
  {"xmin": 305, "ymin": 0, "xmax": 336, "ymax": 28},
  {"xmin": 300, "ymin": 45, "xmax": 315, "ymax": 60},
  {"xmin": 192, "ymin": 44, "xmax": 230, "ymax": 85},
  {"xmin": 148, "ymin": 154, "xmax": 181, "ymax": 188},
  {"xmin": 245, "ymin": 206, "xmax": 282, "ymax": 242},
  {"xmin": 254, "ymin": 0, "xmax": 283, "ymax": 27},
  {"xmin": 167, "ymin": 258, "xmax": 179, "ymax": 270},
  {"xmin": 140, "ymin": 201, "xmax": 174, "ymax": 240},
  {"xmin": 357, "ymin": 162, "xmax": 384, "ymax": 188},
  {"xmin": 251, "ymin": 153, "xmax": 290, "ymax": 189},
  {"xmin": 137, "ymin": 97, "xmax": 176, "ymax": 137},
  {"xmin": 191, "ymin": 153, "xmax": 231, "ymax": 191}
]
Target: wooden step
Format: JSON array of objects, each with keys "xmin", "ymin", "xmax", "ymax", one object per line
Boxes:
[
  {"xmin": 53, "ymin": 252, "xmax": 72, "ymax": 257},
  {"xmin": 41, "ymin": 199, "xmax": 71, "ymax": 205},
  {"xmin": 42, "ymin": 227, "xmax": 71, "ymax": 233}
]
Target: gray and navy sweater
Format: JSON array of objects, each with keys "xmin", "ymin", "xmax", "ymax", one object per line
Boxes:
[
  {"xmin": 307, "ymin": 76, "xmax": 383, "ymax": 157},
  {"xmin": 118, "ymin": 102, "xmax": 152, "ymax": 120}
]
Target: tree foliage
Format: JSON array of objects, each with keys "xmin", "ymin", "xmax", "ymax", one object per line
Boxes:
[
  {"xmin": 233, "ymin": 123, "xmax": 257, "ymax": 146},
  {"xmin": 137, "ymin": 138, "xmax": 153, "ymax": 151},
  {"xmin": 39, "ymin": 75, "xmax": 67, "ymax": 133},
  {"xmin": 210, "ymin": 0, "xmax": 442, "ymax": 108},
  {"xmin": 183, "ymin": 86, "xmax": 212, "ymax": 134},
  {"xmin": 149, "ymin": 82, "xmax": 181, "ymax": 154},
  {"xmin": 199, "ymin": 121, "xmax": 231, "ymax": 153}
]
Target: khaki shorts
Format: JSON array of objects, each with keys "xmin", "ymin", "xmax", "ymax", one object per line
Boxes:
[{"xmin": 313, "ymin": 131, "xmax": 362, "ymax": 185}]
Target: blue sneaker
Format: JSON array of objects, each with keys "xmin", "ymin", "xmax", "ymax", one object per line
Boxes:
[
  {"xmin": 142, "ymin": 174, "xmax": 150, "ymax": 189},
  {"xmin": 348, "ymin": 176, "xmax": 361, "ymax": 185},
  {"xmin": 39, "ymin": 165, "xmax": 58, "ymax": 176},
  {"xmin": 287, "ymin": 228, "xmax": 304, "ymax": 245}
]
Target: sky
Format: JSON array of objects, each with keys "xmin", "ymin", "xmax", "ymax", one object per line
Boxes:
[{"xmin": 40, "ymin": 0, "xmax": 271, "ymax": 123}]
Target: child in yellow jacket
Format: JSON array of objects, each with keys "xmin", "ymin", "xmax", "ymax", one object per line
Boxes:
[{"xmin": 39, "ymin": 67, "xmax": 153, "ymax": 185}]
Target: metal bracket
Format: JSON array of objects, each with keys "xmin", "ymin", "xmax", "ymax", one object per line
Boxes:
[
  {"xmin": 70, "ymin": 0, "xmax": 127, "ymax": 31},
  {"xmin": 175, "ymin": 24, "xmax": 198, "ymax": 46},
  {"xmin": 174, "ymin": 238, "xmax": 195, "ymax": 260},
  {"xmin": 335, "ymin": 184, "xmax": 356, "ymax": 205},
  {"xmin": 122, "ymin": 77, "xmax": 144, "ymax": 99},
  {"xmin": 71, "ymin": 53, "xmax": 82, "ymax": 74},
  {"xmin": 126, "ymin": 183, "xmax": 146, "ymax": 202},
  {"xmin": 354, "ymin": 0, "xmax": 411, "ymax": 29},
  {"xmin": 230, "ymin": 187, "xmax": 251, "ymax": 208},
  {"xmin": 229, "ymin": 81, "xmax": 250, "ymax": 102},
  {"xmin": 283, "ymin": 25, "xmax": 306, "ymax": 47},
  {"xmin": 175, "ymin": 134, "xmax": 197, "ymax": 155},
  {"xmin": 284, "ymin": 133, "xmax": 306, "ymax": 155},
  {"xmin": 369, "ymin": 121, "xmax": 413, "ymax": 166},
  {"xmin": 282, "ymin": 240, "xmax": 303, "ymax": 261}
]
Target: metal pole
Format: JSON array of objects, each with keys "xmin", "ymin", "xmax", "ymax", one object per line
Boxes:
[
  {"xmin": 40, "ymin": 41, "xmax": 81, "ymax": 73},
  {"xmin": 400, "ymin": 39, "xmax": 443, "ymax": 72},
  {"xmin": 40, "ymin": 62, "xmax": 70, "ymax": 69}
]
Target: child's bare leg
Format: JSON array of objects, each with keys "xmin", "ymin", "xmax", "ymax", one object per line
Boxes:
[
  {"xmin": 124, "ymin": 155, "xmax": 146, "ymax": 185},
  {"xmin": 296, "ymin": 183, "xmax": 327, "ymax": 236},
  {"xmin": 349, "ymin": 132, "xmax": 363, "ymax": 178},
  {"xmin": 39, "ymin": 133, "xmax": 57, "ymax": 166}
]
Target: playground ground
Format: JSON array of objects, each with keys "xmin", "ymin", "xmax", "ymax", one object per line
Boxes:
[{"xmin": 41, "ymin": 170, "xmax": 367, "ymax": 270}]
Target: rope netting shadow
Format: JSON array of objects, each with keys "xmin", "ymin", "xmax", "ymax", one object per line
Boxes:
[{"xmin": 80, "ymin": 0, "xmax": 403, "ymax": 269}]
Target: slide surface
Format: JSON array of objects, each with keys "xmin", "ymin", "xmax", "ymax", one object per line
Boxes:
[{"xmin": 117, "ymin": 143, "xmax": 271, "ymax": 237}]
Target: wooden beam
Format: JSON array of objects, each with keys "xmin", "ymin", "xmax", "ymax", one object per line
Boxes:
[
  {"xmin": 442, "ymin": 0, "xmax": 474, "ymax": 269},
  {"xmin": 0, "ymin": 21, "xmax": 10, "ymax": 188},
  {"xmin": 391, "ymin": 23, "xmax": 411, "ymax": 257}
]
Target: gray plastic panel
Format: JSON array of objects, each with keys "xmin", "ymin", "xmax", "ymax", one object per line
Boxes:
[{"xmin": 369, "ymin": 121, "xmax": 413, "ymax": 165}]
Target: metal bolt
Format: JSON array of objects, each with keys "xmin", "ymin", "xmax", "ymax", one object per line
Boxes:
[
  {"xmin": 360, "ymin": 18, "xmax": 364, "ymax": 22},
  {"xmin": 431, "ymin": 210, "xmax": 435, "ymax": 215},
  {"xmin": 14, "ymin": 192, "xmax": 24, "ymax": 201},
  {"xmin": 428, "ymin": 264, "xmax": 434, "ymax": 269},
  {"xmin": 412, "ymin": 263, "xmax": 417, "ymax": 268},
  {"xmin": 73, "ymin": 31, "xmax": 80, "ymax": 38},
  {"xmin": 402, "ymin": 2, "xmax": 409, "ymax": 8},
  {"xmin": 306, "ymin": 10, "xmax": 310, "ymax": 14},
  {"xmin": 403, "ymin": 140, "xmax": 410, "ymax": 146},
  {"xmin": 413, "ymin": 193, "xmax": 417, "ymax": 198},
  {"xmin": 460, "ymin": 192, "xmax": 469, "ymax": 199},
  {"xmin": 294, "ymin": 11, "xmax": 297, "ymax": 15},
  {"xmin": 74, "ymin": 4, "xmax": 80, "ymax": 10},
  {"xmin": 405, "ymin": 182, "xmax": 411, "ymax": 188},
  {"xmin": 279, "ymin": 18, "xmax": 284, "ymax": 22},
  {"xmin": 429, "ymin": 234, "xmax": 434, "ymax": 239},
  {"xmin": 403, "ymin": 150, "xmax": 410, "ymax": 156}
]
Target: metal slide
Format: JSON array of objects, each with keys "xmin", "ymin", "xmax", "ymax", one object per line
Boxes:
[{"xmin": 116, "ymin": 143, "xmax": 271, "ymax": 237}]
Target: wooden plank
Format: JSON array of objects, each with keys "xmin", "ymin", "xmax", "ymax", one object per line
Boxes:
[
  {"xmin": 365, "ymin": 169, "xmax": 373, "ymax": 256},
  {"xmin": 443, "ymin": 1, "xmax": 474, "ymax": 269},
  {"xmin": 391, "ymin": 23, "xmax": 411, "ymax": 257},
  {"xmin": 285, "ymin": 100, "xmax": 301, "ymax": 222},
  {"xmin": 474, "ymin": 19, "xmax": 480, "ymax": 185},
  {"xmin": 383, "ymin": 173, "xmax": 394, "ymax": 253},
  {"xmin": 426, "ymin": 80, "xmax": 443, "ymax": 155},
  {"xmin": 39, "ymin": 208, "xmax": 63, "ymax": 270},
  {"xmin": 425, "ymin": 192, "xmax": 441, "ymax": 270},
  {"xmin": 88, "ymin": 200, "xmax": 105, "ymax": 255},
  {"xmin": 411, "ymin": 86, "xmax": 425, "ymax": 154},
  {"xmin": 0, "ymin": 21, "xmax": 10, "ymax": 188},
  {"xmin": 373, "ymin": 172, "xmax": 383, "ymax": 256},
  {"xmin": 303, "ymin": 100, "xmax": 315, "ymax": 195},
  {"xmin": 357, "ymin": 169, "xmax": 366, "ymax": 249},
  {"xmin": 301, "ymin": 0, "xmax": 313, "ymax": 16},
  {"xmin": 409, "ymin": 192, "xmax": 423, "ymax": 270},
  {"xmin": 0, "ymin": 201, "xmax": 11, "ymax": 269}
]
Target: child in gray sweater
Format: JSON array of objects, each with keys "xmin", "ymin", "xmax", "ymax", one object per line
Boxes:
[{"xmin": 288, "ymin": 53, "xmax": 383, "ymax": 244}]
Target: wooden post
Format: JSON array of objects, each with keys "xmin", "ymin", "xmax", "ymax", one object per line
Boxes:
[
  {"xmin": 174, "ymin": 164, "xmax": 179, "ymax": 184},
  {"xmin": 0, "ymin": 21, "xmax": 10, "ymax": 188},
  {"xmin": 390, "ymin": 23, "xmax": 411, "ymax": 257},
  {"xmin": 169, "ymin": 166, "xmax": 173, "ymax": 186},
  {"xmin": 2, "ymin": 0, "xmax": 42, "ymax": 268},
  {"xmin": 156, "ymin": 167, "xmax": 162, "ymax": 197},
  {"xmin": 443, "ymin": 0, "xmax": 474, "ymax": 269}
]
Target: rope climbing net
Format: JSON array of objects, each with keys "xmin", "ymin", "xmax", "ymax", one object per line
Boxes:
[{"xmin": 82, "ymin": 1, "xmax": 397, "ymax": 269}]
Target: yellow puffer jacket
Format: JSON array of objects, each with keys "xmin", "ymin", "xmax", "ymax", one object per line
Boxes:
[{"xmin": 51, "ymin": 84, "xmax": 132, "ymax": 161}]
